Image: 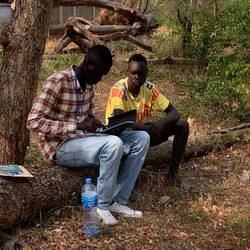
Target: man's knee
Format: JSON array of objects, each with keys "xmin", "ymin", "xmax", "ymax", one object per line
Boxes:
[
  {"xmin": 138, "ymin": 131, "xmax": 150, "ymax": 143},
  {"xmin": 106, "ymin": 135, "xmax": 124, "ymax": 155},
  {"xmin": 128, "ymin": 131, "xmax": 150, "ymax": 149},
  {"xmin": 177, "ymin": 120, "xmax": 189, "ymax": 136}
]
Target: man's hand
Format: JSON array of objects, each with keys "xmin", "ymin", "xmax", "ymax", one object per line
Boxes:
[
  {"xmin": 147, "ymin": 120, "xmax": 165, "ymax": 137},
  {"xmin": 130, "ymin": 123, "xmax": 150, "ymax": 132},
  {"xmin": 77, "ymin": 117, "xmax": 105, "ymax": 133}
]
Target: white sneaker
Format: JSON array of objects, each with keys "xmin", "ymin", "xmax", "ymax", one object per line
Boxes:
[
  {"xmin": 109, "ymin": 202, "xmax": 143, "ymax": 218},
  {"xmin": 96, "ymin": 208, "xmax": 118, "ymax": 225}
]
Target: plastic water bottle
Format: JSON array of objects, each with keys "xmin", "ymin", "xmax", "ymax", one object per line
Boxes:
[{"xmin": 81, "ymin": 178, "xmax": 100, "ymax": 236}]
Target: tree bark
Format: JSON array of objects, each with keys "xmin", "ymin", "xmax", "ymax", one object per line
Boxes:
[
  {"xmin": 0, "ymin": 1, "xmax": 52, "ymax": 165},
  {"xmin": 1, "ymin": 124, "xmax": 250, "ymax": 234}
]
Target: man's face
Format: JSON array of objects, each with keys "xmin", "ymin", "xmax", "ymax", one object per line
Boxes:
[
  {"xmin": 85, "ymin": 58, "xmax": 110, "ymax": 85},
  {"xmin": 127, "ymin": 60, "xmax": 147, "ymax": 91}
]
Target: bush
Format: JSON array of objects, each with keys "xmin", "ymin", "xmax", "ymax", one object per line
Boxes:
[{"xmin": 183, "ymin": 0, "xmax": 250, "ymax": 121}]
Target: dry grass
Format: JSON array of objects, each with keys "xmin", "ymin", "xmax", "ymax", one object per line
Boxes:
[
  {"xmin": 14, "ymin": 142, "xmax": 250, "ymax": 250},
  {"xmin": 5, "ymin": 39, "xmax": 250, "ymax": 250}
]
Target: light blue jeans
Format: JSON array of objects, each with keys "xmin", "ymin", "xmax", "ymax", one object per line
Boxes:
[{"xmin": 55, "ymin": 131, "xmax": 150, "ymax": 209}]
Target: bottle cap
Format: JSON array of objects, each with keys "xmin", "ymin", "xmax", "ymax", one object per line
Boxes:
[{"xmin": 85, "ymin": 178, "xmax": 92, "ymax": 184}]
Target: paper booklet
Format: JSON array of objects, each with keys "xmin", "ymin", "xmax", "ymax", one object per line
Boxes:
[{"xmin": 0, "ymin": 164, "xmax": 34, "ymax": 177}]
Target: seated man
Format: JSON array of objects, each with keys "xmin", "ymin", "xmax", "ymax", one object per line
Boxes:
[
  {"xmin": 105, "ymin": 53, "xmax": 189, "ymax": 186},
  {"xmin": 27, "ymin": 46, "xmax": 150, "ymax": 225}
]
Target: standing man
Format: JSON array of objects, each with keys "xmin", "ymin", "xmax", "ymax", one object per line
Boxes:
[
  {"xmin": 27, "ymin": 46, "xmax": 150, "ymax": 225},
  {"xmin": 106, "ymin": 53, "xmax": 189, "ymax": 186}
]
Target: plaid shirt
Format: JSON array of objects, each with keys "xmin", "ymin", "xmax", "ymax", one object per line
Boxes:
[{"xmin": 27, "ymin": 65, "xmax": 96, "ymax": 161}]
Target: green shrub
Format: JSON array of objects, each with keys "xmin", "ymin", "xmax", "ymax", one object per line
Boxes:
[{"xmin": 183, "ymin": 0, "xmax": 250, "ymax": 121}]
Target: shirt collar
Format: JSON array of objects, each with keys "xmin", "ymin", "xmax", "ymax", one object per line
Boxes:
[{"xmin": 71, "ymin": 65, "xmax": 92, "ymax": 91}]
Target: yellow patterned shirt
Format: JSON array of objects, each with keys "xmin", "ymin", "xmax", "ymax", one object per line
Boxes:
[{"xmin": 105, "ymin": 77, "xmax": 170, "ymax": 124}]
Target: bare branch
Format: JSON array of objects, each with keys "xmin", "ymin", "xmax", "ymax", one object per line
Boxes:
[
  {"xmin": 54, "ymin": 0, "xmax": 145, "ymax": 23},
  {"xmin": 86, "ymin": 24, "xmax": 131, "ymax": 35},
  {"xmin": 125, "ymin": 34, "xmax": 153, "ymax": 52}
]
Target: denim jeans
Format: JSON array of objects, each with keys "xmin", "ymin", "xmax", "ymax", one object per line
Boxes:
[{"xmin": 55, "ymin": 131, "xmax": 150, "ymax": 209}]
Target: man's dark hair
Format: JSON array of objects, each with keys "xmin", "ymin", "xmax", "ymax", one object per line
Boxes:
[
  {"xmin": 128, "ymin": 54, "xmax": 147, "ymax": 66},
  {"xmin": 86, "ymin": 45, "xmax": 113, "ymax": 68}
]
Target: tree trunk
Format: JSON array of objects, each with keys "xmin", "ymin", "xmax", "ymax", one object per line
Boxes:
[
  {"xmin": 1, "ymin": 125, "xmax": 250, "ymax": 235},
  {"xmin": 0, "ymin": 1, "xmax": 52, "ymax": 165},
  {"xmin": 146, "ymin": 124, "xmax": 250, "ymax": 164}
]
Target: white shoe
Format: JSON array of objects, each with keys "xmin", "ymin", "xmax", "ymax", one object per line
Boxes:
[
  {"xmin": 109, "ymin": 202, "xmax": 143, "ymax": 218},
  {"xmin": 96, "ymin": 208, "xmax": 118, "ymax": 225}
]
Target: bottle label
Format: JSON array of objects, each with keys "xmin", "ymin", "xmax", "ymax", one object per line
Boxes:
[{"xmin": 82, "ymin": 195, "xmax": 98, "ymax": 208}]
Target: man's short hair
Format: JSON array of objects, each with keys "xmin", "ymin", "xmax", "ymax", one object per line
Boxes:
[
  {"xmin": 128, "ymin": 54, "xmax": 147, "ymax": 66},
  {"xmin": 86, "ymin": 45, "xmax": 113, "ymax": 68}
]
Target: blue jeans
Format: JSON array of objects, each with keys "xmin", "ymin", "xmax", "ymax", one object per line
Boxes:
[{"xmin": 55, "ymin": 131, "xmax": 150, "ymax": 209}]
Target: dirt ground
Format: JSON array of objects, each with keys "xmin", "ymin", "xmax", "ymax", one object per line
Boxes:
[{"xmin": 7, "ymin": 140, "xmax": 250, "ymax": 250}]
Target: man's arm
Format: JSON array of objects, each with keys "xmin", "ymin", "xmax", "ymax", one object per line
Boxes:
[
  {"xmin": 114, "ymin": 104, "xmax": 180, "ymax": 135},
  {"xmin": 26, "ymin": 78, "xmax": 77, "ymax": 137},
  {"xmin": 147, "ymin": 103, "xmax": 180, "ymax": 136}
]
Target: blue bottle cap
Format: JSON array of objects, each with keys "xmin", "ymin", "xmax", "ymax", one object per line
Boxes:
[{"xmin": 85, "ymin": 178, "xmax": 92, "ymax": 184}]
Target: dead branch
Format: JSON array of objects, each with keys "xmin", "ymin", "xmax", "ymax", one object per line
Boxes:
[
  {"xmin": 66, "ymin": 17, "xmax": 103, "ymax": 45},
  {"xmin": 86, "ymin": 24, "xmax": 131, "ymax": 35},
  {"xmin": 51, "ymin": 16, "xmax": 155, "ymax": 53},
  {"xmin": 54, "ymin": 0, "xmax": 146, "ymax": 24},
  {"xmin": 50, "ymin": 1, "xmax": 158, "ymax": 54},
  {"xmin": 125, "ymin": 34, "xmax": 153, "ymax": 52},
  {"xmin": 147, "ymin": 56, "xmax": 198, "ymax": 65},
  {"xmin": 96, "ymin": 31, "xmax": 127, "ymax": 42},
  {"xmin": 52, "ymin": 37, "xmax": 72, "ymax": 54}
]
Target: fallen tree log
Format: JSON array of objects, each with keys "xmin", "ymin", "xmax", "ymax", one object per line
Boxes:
[
  {"xmin": 51, "ymin": 15, "xmax": 156, "ymax": 53},
  {"xmin": 1, "ymin": 123, "xmax": 250, "ymax": 235},
  {"xmin": 146, "ymin": 123, "xmax": 250, "ymax": 164},
  {"xmin": 50, "ymin": 0, "xmax": 158, "ymax": 54}
]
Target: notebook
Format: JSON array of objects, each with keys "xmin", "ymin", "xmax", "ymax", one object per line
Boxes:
[
  {"xmin": 0, "ymin": 164, "xmax": 33, "ymax": 177},
  {"xmin": 100, "ymin": 109, "xmax": 137, "ymax": 135}
]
